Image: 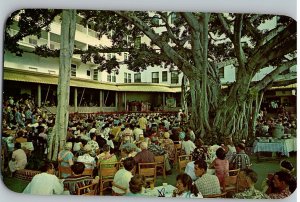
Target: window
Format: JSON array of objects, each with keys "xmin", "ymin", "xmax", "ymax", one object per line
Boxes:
[
  {"xmin": 152, "ymin": 72, "xmax": 159, "ymax": 83},
  {"xmin": 29, "ymin": 38, "xmax": 37, "ymax": 45},
  {"xmin": 87, "ymin": 70, "xmax": 91, "ymax": 76},
  {"xmin": 171, "ymin": 71, "xmax": 179, "ymax": 84},
  {"xmin": 107, "ymin": 53, "xmax": 112, "ymax": 60},
  {"xmin": 128, "ymin": 73, "xmax": 132, "ymax": 83},
  {"xmin": 93, "ymin": 69, "xmax": 98, "ymax": 81},
  {"xmin": 124, "ymin": 73, "xmax": 128, "ymax": 83},
  {"xmin": 50, "ymin": 43, "xmax": 55, "ymax": 50},
  {"xmin": 134, "ymin": 73, "xmax": 141, "ymax": 83},
  {"xmin": 124, "ymin": 53, "xmax": 128, "ymax": 61},
  {"xmin": 71, "ymin": 64, "xmax": 77, "ymax": 77},
  {"xmin": 107, "ymin": 74, "xmax": 111, "ymax": 82},
  {"xmin": 219, "ymin": 67, "xmax": 225, "ymax": 78},
  {"xmin": 162, "ymin": 71, "xmax": 168, "ymax": 82},
  {"xmin": 112, "ymin": 71, "xmax": 116, "ymax": 82}
]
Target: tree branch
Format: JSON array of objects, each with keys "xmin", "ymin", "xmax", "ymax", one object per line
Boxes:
[
  {"xmin": 114, "ymin": 11, "xmax": 197, "ymax": 77},
  {"xmin": 251, "ymin": 59, "xmax": 296, "ymax": 92},
  {"xmin": 217, "ymin": 13, "xmax": 234, "ymax": 41},
  {"xmin": 248, "ymin": 20, "xmax": 296, "ymax": 69},
  {"xmin": 233, "ymin": 14, "xmax": 246, "ymax": 69}
]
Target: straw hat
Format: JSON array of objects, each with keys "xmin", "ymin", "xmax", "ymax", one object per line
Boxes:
[
  {"xmin": 164, "ymin": 132, "xmax": 170, "ymax": 139},
  {"xmin": 64, "ymin": 142, "xmax": 73, "ymax": 150},
  {"xmin": 83, "ymin": 144, "xmax": 92, "ymax": 152}
]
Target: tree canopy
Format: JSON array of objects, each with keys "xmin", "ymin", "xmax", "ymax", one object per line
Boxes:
[{"xmin": 4, "ymin": 9, "xmax": 297, "ymax": 143}]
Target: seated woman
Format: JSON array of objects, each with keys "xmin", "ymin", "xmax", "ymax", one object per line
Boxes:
[
  {"xmin": 125, "ymin": 174, "xmax": 146, "ymax": 196},
  {"xmin": 77, "ymin": 144, "xmax": 96, "ymax": 169},
  {"xmin": 209, "ymin": 147, "xmax": 229, "ymax": 190},
  {"xmin": 224, "ymin": 136, "xmax": 236, "ymax": 162},
  {"xmin": 234, "ymin": 168, "xmax": 269, "ymax": 199},
  {"xmin": 160, "ymin": 132, "xmax": 175, "ymax": 161},
  {"xmin": 267, "ymin": 171, "xmax": 293, "ymax": 199},
  {"xmin": 97, "ymin": 144, "xmax": 118, "ymax": 168},
  {"xmin": 191, "ymin": 138, "xmax": 207, "ymax": 161},
  {"xmin": 63, "ymin": 162, "xmax": 99, "ymax": 195},
  {"xmin": 58, "ymin": 142, "xmax": 74, "ymax": 178},
  {"xmin": 172, "ymin": 173, "xmax": 203, "ymax": 198}
]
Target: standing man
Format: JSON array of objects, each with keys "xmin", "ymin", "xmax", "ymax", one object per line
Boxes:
[{"xmin": 138, "ymin": 114, "xmax": 147, "ymax": 133}]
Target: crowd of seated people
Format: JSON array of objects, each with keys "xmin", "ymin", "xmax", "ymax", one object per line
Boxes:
[{"xmin": 1, "ymin": 95, "xmax": 296, "ymax": 198}]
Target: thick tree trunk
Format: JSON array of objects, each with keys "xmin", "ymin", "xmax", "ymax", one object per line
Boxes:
[
  {"xmin": 48, "ymin": 10, "xmax": 76, "ymax": 161},
  {"xmin": 248, "ymin": 90, "xmax": 264, "ymax": 141},
  {"xmin": 213, "ymin": 70, "xmax": 253, "ymax": 142}
]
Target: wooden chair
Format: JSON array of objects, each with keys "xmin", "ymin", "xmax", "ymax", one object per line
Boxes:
[
  {"xmin": 138, "ymin": 162, "xmax": 157, "ymax": 187},
  {"xmin": 98, "ymin": 162, "xmax": 120, "ymax": 195},
  {"xmin": 174, "ymin": 142, "xmax": 182, "ymax": 163},
  {"xmin": 58, "ymin": 165, "xmax": 72, "ymax": 179},
  {"xmin": 203, "ymin": 192, "xmax": 227, "ymax": 198},
  {"xmin": 223, "ymin": 169, "xmax": 240, "ymax": 195},
  {"xmin": 178, "ymin": 155, "xmax": 192, "ymax": 172},
  {"xmin": 76, "ymin": 183, "xmax": 98, "ymax": 195},
  {"xmin": 154, "ymin": 155, "xmax": 166, "ymax": 179},
  {"xmin": 82, "ymin": 168, "xmax": 94, "ymax": 177}
]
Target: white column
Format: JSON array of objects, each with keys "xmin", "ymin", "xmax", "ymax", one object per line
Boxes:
[
  {"xmin": 115, "ymin": 92, "xmax": 118, "ymax": 110},
  {"xmin": 163, "ymin": 92, "xmax": 166, "ymax": 110},
  {"xmin": 100, "ymin": 90, "xmax": 103, "ymax": 111},
  {"xmin": 47, "ymin": 32, "xmax": 51, "ymax": 47},
  {"xmin": 124, "ymin": 92, "xmax": 127, "ymax": 111},
  {"xmin": 74, "ymin": 87, "xmax": 78, "ymax": 112},
  {"xmin": 37, "ymin": 84, "xmax": 41, "ymax": 107}
]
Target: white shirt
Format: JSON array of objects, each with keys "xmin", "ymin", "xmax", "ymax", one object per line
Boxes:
[
  {"xmin": 185, "ymin": 161, "xmax": 197, "ymax": 181},
  {"xmin": 23, "ymin": 172, "xmax": 64, "ymax": 195},
  {"xmin": 133, "ymin": 128, "xmax": 143, "ymax": 141},
  {"xmin": 106, "ymin": 139, "xmax": 114, "ymax": 149},
  {"xmin": 112, "ymin": 168, "xmax": 133, "ymax": 194},
  {"xmin": 77, "ymin": 154, "xmax": 96, "ymax": 169},
  {"xmin": 182, "ymin": 140, "xmax": 196, "ymax": 155},
  {"xmin": 73, "ymin": 142, "xmax": 82, "ymax": 152}
]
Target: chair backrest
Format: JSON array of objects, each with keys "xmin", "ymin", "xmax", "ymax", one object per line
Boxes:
[
  {"xmin": 224, "ymin": 169, "xmax": 240, "ymax": 192},
  {"xmin": 82, "ymin": 168, "xmax": 94, "ymax": 177},
  {"xmin": 174, "ymin": 143, "xmax": 182, "ymax": 152},
  {"xmin": 99, "ymin": 162, "xmax": 119, "ymax": 179},
  {"xmin": 203, "ymin": 192, "xmax": 227, "ymax": 198},
  {"xmin": 76, "ymin": 183, "xmax": 98, "ymax": 195},
  {"xmin": 58, "ymin": 165, "xmax": 72, "ymax": 178},
  {"xmin": 178, "ymin": 155, "xmax": 192, "ymax": 172},
  {"xmin": 138, "ymin": 163, "xmax": 156, "ymax": 180},
  {"xmin": 154, "ymin": 155, "xmax": 164, "ymax": 164}
]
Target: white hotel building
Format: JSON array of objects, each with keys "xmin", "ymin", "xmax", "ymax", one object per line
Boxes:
[{"xmin": 3, "ymin": 13, "xmax": 296, "ymax": 114}]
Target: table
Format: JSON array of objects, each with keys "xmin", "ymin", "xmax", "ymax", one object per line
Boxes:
[
  {"xmin": 143, "ymin": 185, "xmax": 176, "ymax": 197},
  {"xmin": 253, "ymin": 137, "xmax": 296, "ymax": 157}
]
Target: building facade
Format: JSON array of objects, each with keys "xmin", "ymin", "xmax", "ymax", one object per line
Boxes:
[{"xmin": 3, "ymin": 12, "xmax": 296, "ymax": 114}]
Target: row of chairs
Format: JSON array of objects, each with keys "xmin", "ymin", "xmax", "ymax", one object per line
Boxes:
[
  {"xmin": 175, "ymin": 153, "xmax": 240, "ymax": 198},
  {"xmin": 58, "ymin": 155, "xmax": 166, "ymax": 195}
]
